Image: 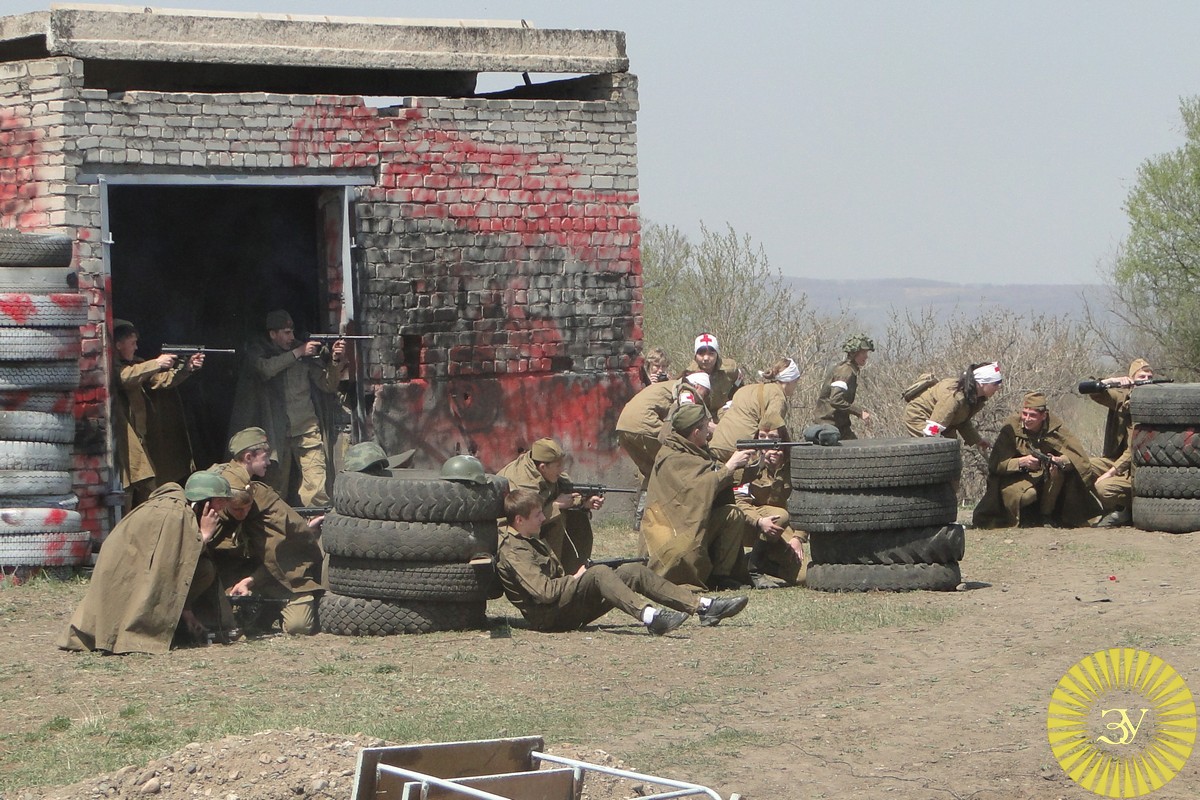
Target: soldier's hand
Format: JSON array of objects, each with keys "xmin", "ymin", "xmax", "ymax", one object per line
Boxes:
[
  {"xmin": 572, "ymin": 564, "xmax": 588, "ymax": 579},
  {"xmin": 1018, "ymin": 454, "xmax": 1040, "ymax": 471},
  {"xmin": 228, "ymin": 576, "xmax": 254, "ymax": 596},
  {"xmin": 331, "ymin": 339, "xmax": 347, "ymax": 363},
  {"xmin": 301, "ymin": 340, "xmax": 323, "ymax": 358},
  {"xmin": 188, "ymin": 353, "xmax": 205, "ymax": 371},
  {"xmin": 198, "ymin": 502, "xmax": 221, "ymax": 543},
  {"xmin": 553, "ymin": 492, "xmax": 577, "ymax": 510},
  {"xmin": 155, "ymin": 353, "xmax": 178, "ymax": 371},
  {"xmin": 584, "ymin": 494, "xmax": 604, "ymax": 511},
  {"xmin": 977, "ymin": 439, "xmax": 993, "ymax": 452},
  {"xmin": 726, "ymin": 449, "xmax": 753, "ymax": 470},
  {"xmin": 306, "ymin": 515, "xmax": 325, "ymax": 529},
  {"xmin": 758, "ymin": 515, "xmax": 784, "ymax": 537},
  {"xmin": 860, "ymin": 410, "xmax": 872, "ymax": 423}
]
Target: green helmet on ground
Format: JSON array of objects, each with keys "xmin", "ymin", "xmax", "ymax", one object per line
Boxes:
[
  {"xmin": 344, "ymin": 442, "xmax": 388, "ymax": 473},
  {"xmin": 843, "ymin": 334, "xmax": 876, "ymax": 354},
  {"xmin": 184, "ymin": 470, "xmax": 233, "ymax": 502},
  {"xmin": 441, "ymin": 454, "xmax": 487, "ymax": 485}
]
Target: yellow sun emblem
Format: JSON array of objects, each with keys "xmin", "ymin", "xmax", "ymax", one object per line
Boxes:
[{"xmin": 1048, "ymin": 648, "xmax": 1196, "ymax": 797}]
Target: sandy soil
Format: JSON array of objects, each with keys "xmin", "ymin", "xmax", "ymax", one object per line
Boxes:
[{"xmin": 3, "ymin": 523, "xmax": 1199, "ymax": 800}]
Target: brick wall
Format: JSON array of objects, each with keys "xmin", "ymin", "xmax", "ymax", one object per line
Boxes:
[{"xmin": 0, "ymin": 56, "xmax": 643, "ymax": 535}]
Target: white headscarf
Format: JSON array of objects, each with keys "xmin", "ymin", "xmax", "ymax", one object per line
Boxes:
[
  {"xmin": 774, "ymin": 359, "xmax": 801, "ymax": 384},
  {"xmin": 685, "ymin": 372, "xmax": 712, "ymax": 390},
  {"xmin": 972, "ymin": 362, "xmax": 1002, "ymax": 385}
]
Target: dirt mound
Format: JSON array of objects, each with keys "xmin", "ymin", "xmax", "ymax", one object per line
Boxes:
[{"xmin": 6, "ymin": 729, "xmax": 633, "ymax": 800}]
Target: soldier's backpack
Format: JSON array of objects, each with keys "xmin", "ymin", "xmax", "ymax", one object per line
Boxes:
[{"xmin": 901, "ymin": 372, "xmax": 938, "ymax": 402}]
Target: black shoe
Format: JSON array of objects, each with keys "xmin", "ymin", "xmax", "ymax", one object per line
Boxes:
[
  {"xmin": 698, "ymin": 595, "xmax": 749, "ymax": 627},
  {"xmin": 646, "ymin": 608, "xmax": 688, "ymax": 636},
  {"xmin": 749, "ymin": 572, "xmax": 781, "ymax": 590},
  {"xmin": 1096, "ymin": 508, "xmax": 1132, "ymax": 528}
]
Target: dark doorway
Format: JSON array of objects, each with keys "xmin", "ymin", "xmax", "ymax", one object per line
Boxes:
[{"xmin": 108, "ymin": 184, "xmax": 330, "ymax": 471}]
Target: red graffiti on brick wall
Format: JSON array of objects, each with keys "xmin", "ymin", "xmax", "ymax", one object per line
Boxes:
[
  {"xmin": 286, "ymin": 100, "xmax": 389, "ymax": 169},
  {"xmin": 0, "ymin": 106, "xmax": 47, "ymax": 229}
]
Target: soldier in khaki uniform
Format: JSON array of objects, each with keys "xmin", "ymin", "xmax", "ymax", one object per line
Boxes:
[
  {"xmin": 112, "ymin": 319, "xmax": 204, "ymax": 509},
  {"xmin": 1086, "ymin": 358, "xmax": 1154, "ymax": 527},
  {"xmin": 495, "ymin": 438, "xmax": 598, "ymax": 574},
  {"xmin": 734, "ymin": 444, "xmax": 804, "ymax": 586},
  {"xmin": 972, "ymin": 392, "xmax": 1101, "ymax": 529},
  {"xmin": 904, "ymin": 362, "xmax": 1003, "ymax": 452},
  {"xmin": 814, "ymin": 334, "xmax": 874, "ymax": 440},
  {"xmin": 685, "ymin": 333, "xmax": 743, "ymax": 421},
  {"xmin": 709, "ymin": 357, "xmax": 801, "ymax": 460},
  {"xmin": 496, "ymin": 489, "xmax": 748, "ymax": 634},
  {"xmin": 229, "ymin": 310, "xmax": 345, "ymax": 507},
  {"xmin": 208, "ymin": 427, "xmax": 325, "ymax": 635},
  {"xmin": 640, "ymin": 403, "xmax": 756, "ymax": 590}
]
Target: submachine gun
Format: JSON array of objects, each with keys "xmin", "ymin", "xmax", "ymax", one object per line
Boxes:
[
  {"xmin": 570, "ymin": 484, "xmax": 638, "ymax": 501},
  {"xmin": 734, "ymin": 439, "xmax": 813, "ymax": 450},
  {"xmin": 1077, "ymin": 377, "xmax": 1173, "ymax": 394},
  {"xmin": 161, "ymin": 344, "xmax": 237, "ymax": 358}
]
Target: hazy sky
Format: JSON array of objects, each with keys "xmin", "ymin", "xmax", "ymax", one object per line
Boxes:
[{"xmin": 10, "ymin": 1, "xmax": 1200, "ymax": 285}]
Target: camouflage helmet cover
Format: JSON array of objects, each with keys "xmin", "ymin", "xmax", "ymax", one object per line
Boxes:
[
  {"xmin": 344, "ymin": 442, "xmax": 388, "ymax": 473},
  {"xmin": 843, "ymin": 334, "xmax": 876, "ymax": 354},
  {"xmin": 441, "ymin": 454, "xmax": 488, "ymax": 485}
]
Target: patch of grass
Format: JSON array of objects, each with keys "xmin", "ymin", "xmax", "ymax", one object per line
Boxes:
[
  {"xmin": 741, "ymin": 588, "xmax": 958, "ymax": 633},
  {"xmin": 1114, "ymin": 630, "xmax": 1195, "ymax": 649}
]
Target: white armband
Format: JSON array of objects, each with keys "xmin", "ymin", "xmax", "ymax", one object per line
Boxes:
[
  {"xmin": 922, "ymin": 420, "xmax": 943, "ymax": 436},
  {"xmin": 830, "ymin": 380, "xmax": 849, "ymax": 391}
]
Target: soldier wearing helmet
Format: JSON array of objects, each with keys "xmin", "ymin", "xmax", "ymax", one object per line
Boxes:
[
  {"xmin": 814, "ymin": 334, "xmax": 875, "ymax": 440},
  {"xmin": 59, "ymin": 471, "xmax": 236, "ymax": 654},
  {"xmin": 496, "ymin": 438, "xmax": 597, "ymax": 574}
]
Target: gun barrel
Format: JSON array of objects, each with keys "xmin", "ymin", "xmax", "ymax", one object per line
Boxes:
[
  {"xmin": 306, "ymin": 334, "xmax": 374, "ymax": 341},
  {"xmin": 1077, "ymin": 380, "xmax": 1106, "ymax": 394},
  {"xmin": 161, "ymin": 344, "xmax": 237, "ymax": 354},
  {"xmin": 735, "ymin": 440, "xmax": 810, "ymax": 449},
  {"xmin": 572, "ymin": 484, "xmax": 638, "ymax": 496}
]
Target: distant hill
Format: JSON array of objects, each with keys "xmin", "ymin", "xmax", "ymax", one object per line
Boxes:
[{"xmin": 785, "ymin": 277, "xmax": 1113, "ymax": 332}]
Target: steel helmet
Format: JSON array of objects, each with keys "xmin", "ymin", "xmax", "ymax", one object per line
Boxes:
[
  {"xmin": 842, "ymin": 334, "xmax": 876, "ymax": 354},
  {"xmin": 441, "ymin": 454, "xmax": 488, "ymax": 485},
  {"xmin": 184, "ymin": 470, "xmax": 233, "ymax": 502},
  {"xmin": 344, "ymin": 442, "xmax": 388, "ymax": 473}
]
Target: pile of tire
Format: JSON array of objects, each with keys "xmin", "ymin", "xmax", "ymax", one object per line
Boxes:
[
  {"xmin": 787, "ymin": 437, "xmax": 965, "ymax": 592},
  {"xmin": 319, "ymin": 469, "xmax": 507, "ymax": 635},
  {"xmin": 1130, "ymin": 384, "xmax": 1200, "ymax": 534},
  {"xmin": 0, "ymin": 229, "xmax": 89, "ymax": 575}
]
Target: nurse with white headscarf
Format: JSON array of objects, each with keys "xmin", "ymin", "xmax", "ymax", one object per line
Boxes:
[{"xmin": 707, "ymin": 357, "xmax": 802, "ymax": 460}]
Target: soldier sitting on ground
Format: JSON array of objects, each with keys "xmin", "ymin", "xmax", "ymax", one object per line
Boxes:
[
  {"xmin": 495, "ymin": 488, "xmax": 749, "ymax": 635},
  {"xmin": 734, "ymin": 441, "xmax": 805, "ymax": 587},
  {"xmin": 496, "ymin": 438, "xmax": 598, "ymax": 574},
  {"xmin": 972, "ymin": 392, "xmax": 1101, "ymax": 529},
  {"xmin": 208, "ymin": 427, "xmax": 325, "ymax": 636}
]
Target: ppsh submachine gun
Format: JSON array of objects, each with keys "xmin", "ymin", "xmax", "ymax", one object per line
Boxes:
[
  {"xmin": 570, "ymin": 484, "xmax": 638, "ymax": 499},
  {"xmin": 585, "ymin": 555, "xmax": 649, "ymax": 569},
  {"xmin": 1026, "ymin": 446, "xmax": 1058, "ymax": 473},
  {"xmin": 735, "ymin": 439, "xmax": 813, "ymax": 450},
  {"xmin": 291, "ymin": 505, "xmax": 332, "ymax": 520}
]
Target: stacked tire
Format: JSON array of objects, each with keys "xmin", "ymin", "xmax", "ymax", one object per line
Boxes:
[
  {"xmin": 788, "ymin": 438, "xmax": 965, "ymax": 592},
  {"xmin": 0, "ymin": 229, "xmax": 89, "ymax": 575},
  {"xmin": 1131, "ymin": 384, "xmax": 1200, "ymax": 534},
  {"xmin": 319, "ymin": 469, "xmax": 507, "ymax": 635}
]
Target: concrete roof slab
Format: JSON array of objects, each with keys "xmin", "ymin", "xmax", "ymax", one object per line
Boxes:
[{"xmin": 1, "ymin": 4, "xmax": 628, "ymax": 74}]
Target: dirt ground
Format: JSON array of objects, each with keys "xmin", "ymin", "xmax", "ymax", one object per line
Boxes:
[{"xmin": 3, "ymin": 521, "xmax": 1200, "ymax": 800}]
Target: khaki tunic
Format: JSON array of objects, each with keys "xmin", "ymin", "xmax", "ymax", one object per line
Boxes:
[
  {"xmin": 814, "ymin": 359, "xmax": 864, "ymax": 439},
  {"xmin": 903, "ymin": 378, "xmax": 987, "ymax": 446},
  {"xmin": 115, "ymin": 357, "xmax": 196, "ymax": 490},
  {"xmin": 972, "ymin": 412, "xmax": 1101, "ymax": 529},
  {"xmin": 709, "ymin": 382, "xmax": 789, "ymax": 460},
  {"xmin": 1087, "ymin": 383, "xmax": 1135, "ymax": 512},
  {"xmin": 684, "ymin": 355, "xmax": 742, "ymax": 420},
  {"xmin": 734, "ymin": 460, "xmax": 803, "ymax": 583},
  {"xmin": 496, "ymin": 528, "xmax": 698, "ymax": 632},
  {"xmin": 640, "ymin": 429, "xmax": 752, "ymax": 590},
  {"xmin": 58, "ymin": 484, "xmax": 231, "ymax": 654},
  {"xmin": 496, "ymin": 451, "xmax": 593, "ymax": 572},
  {"xmin": 616, "ymin": 380, "xmax": 678, "ymax": 477}
]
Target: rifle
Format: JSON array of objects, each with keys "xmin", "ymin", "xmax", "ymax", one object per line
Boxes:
[
  {"xmin": 570, "ymin": 483, "xmax": 638, "ymax": 499},
  {"xmin": 304, "ymin": 333, "xmax": 375, "ymax": 344},
  {"xmin": 227, "ymin": 594, "xmax": 291, "ymax": 609},
  {"xmin": 586, "ymin": 555, "xmax": 648, "ymax": 569},
  {"xmin": 735, "ymin": 439, "xmax": 812, "ymax": 450},
  {"xmin": 1077, "ymin": 377, "xmax": 1173, "ymax": 394},
  {"xmin": 161, "ymin": 343, "xmax": 237, "ymax": 357},
  {"xmin": 292, "ymin": 505, "xmax": 331, "ymax": 520}
]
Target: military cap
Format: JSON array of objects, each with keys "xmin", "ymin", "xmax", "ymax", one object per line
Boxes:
[
  {"xmin": 113, "ymin": 318, "xmax": 137, "ymax": 340},
  {"xmin": 228, "ymin": 427, "xmax": 269, "ymax": 457},
  {"xmin": 530, "ymin": 438, "xmax": 565, "ymax": 463},
  {"xmin": 184, "ymin": 470, "xmax": 232, "ymax": 502},
  {"xmin": 388, "ymin": 448, "xmax": 417, "ymax": 469},
  {"xmin": 672, "ymin": 403, "xmax": 707, "ymax": 433},
  {"xmin": 344, "ymin": 442, "xmax": 388, "ymax": 473},
  {"xmin": 1022, "ymin": 391, "xmax": 1048, "ymax": 411},
  {"xmin": 1128, "ymin": 358, "xmax": 1152, "ymax": 378},
  {"xmin": 264, "ymin": 309, "xmax": 293, "ymax": 331}
]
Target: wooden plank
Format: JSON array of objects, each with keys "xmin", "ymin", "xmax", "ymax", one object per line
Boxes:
[
  {"xmin": 395, "ymin": 768, "xmax": 577, "ymax": 800},
  {"xmin": 351, "ymin": 737, "xmax": 544, "ymax": 800}
]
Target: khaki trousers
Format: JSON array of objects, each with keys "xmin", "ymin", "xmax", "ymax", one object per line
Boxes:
[
  {"xmin": 530, "ymin": 563, "xmax": 700, "ymax": 632},
  {"xmin": 266, "ymin": 428, "xmax": 329, "ymax": 507},
  {"xmin": 1090, "ymin": 457, "xmax": 1132, "ymax": 512}
]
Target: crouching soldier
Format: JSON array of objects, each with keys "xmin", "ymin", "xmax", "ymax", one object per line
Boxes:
[
  {"xmin": 496, "ymin": 489, "xmax": 748, "ymax": 634},
  {"xmin": 734, "ymin": 442, "xmax": 805, "ymax": 587},
  {"xmin": 59, "ymin": 471, "xmax": 236, "ymax": 654},
  {"xmin": 973, "ymin": 392, "xmax": 1101, "ymax": 529},
  {"xmin": 208, "ymin": 427, "xmax": 325, "ymax": 635}
]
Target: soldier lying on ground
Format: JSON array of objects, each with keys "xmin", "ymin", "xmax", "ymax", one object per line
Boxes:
[{"xmin": 495, "ymin": 489, "xmax": 749, "ymax": 634}]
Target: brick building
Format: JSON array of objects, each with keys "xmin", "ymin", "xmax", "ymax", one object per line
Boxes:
[{"xmin": 0, "ymin": 5, "xmax": 643, "ymax": 538}]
